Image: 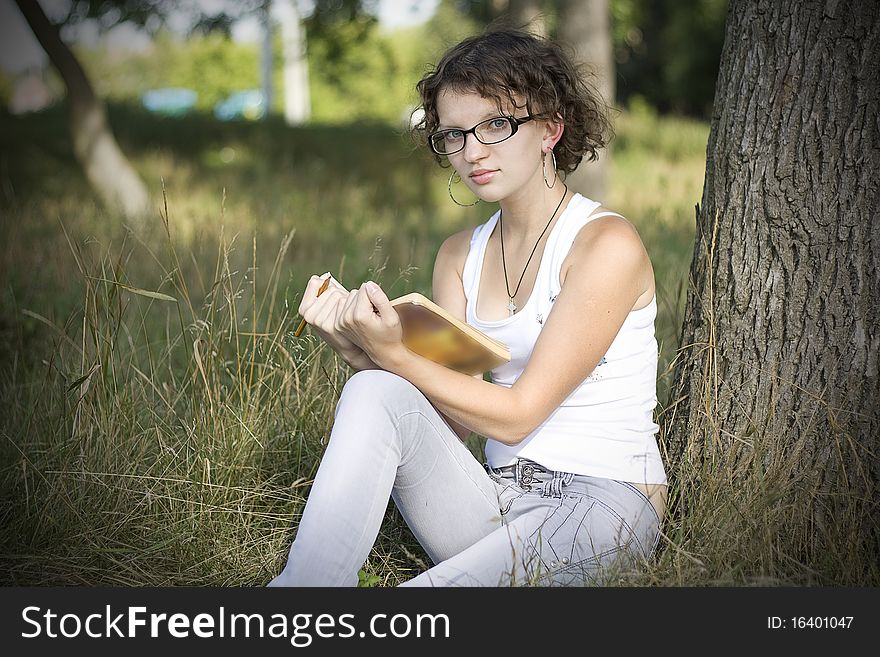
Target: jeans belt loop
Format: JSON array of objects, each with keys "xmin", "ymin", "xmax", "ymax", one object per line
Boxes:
[{"xmin": 541, "ymin": 470, "xmax": 575, "ymax": 498}]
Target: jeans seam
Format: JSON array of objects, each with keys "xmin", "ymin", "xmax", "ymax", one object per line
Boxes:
[
  {"xmin": 617, "ymin": 480, "xmax": 662, "ymax": 526},
  {"xmin": 535, "ymin": 545, "xmax": 626, "ymax": 585},
  {"xmin": 539, "ymin": 496, "xmax": 580, "ymax": 564},
  {"xmin": 343, "ymin": 436, "xmax": 398, "ymax": 586},
  {"xmin": 575, "ymin": 493, "xmax": 644, "ymax": 556},
  {"xmin": 393, "ymin": 409, "xmax": 501, "ymax": 513}
]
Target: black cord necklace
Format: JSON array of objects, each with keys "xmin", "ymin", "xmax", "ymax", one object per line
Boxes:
[{"xmin": 500, "ymin": 184, "xmax": 568, "ymax": 317}]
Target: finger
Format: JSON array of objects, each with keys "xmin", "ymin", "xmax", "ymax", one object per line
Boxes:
[
  {"xmin": 313, "ymin": 287, "xmax": 348, "ymax": 317},
  {"xmin": 353, "ymin": 284, "xmax": 379, "ymax": 325},
  {"xmin": 325, "ymin": 274, "xmax": 348, "ymax": 294},
  {"xmin": 299, "ymin": 273, "xmax": 332, "ymax": 315},
  {"xmin": 336, "ymin": 289, "xmax": 359, "ymax": 332},
  {"xmin": 301, "ymin": 286, "xmax": 344, "ymax": 324},
  {"xmin": 363, "ymin": 281, "xmax": 398, "ymax": 328},
  {"xmin": 313, "ymin": 296, "xmax": 340, "ymax": 330}
]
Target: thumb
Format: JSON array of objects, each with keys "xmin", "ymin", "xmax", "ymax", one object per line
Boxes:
[
  {"xmin": 364, "ymin": 281, "xmax": 395, "ymax": 320},
  {"xmin": 364, "ymin": 281, "xmax": 389, "ymax": 305}
]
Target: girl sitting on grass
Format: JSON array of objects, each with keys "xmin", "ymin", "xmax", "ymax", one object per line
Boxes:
[{"xmin": 269, "ymin": 28, "xmax": 667, "ymax": 587}]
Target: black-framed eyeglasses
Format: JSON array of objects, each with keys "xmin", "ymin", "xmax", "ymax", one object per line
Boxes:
[{"xmin": 429, "ymin": 115, "xmax": 534, "ymax": 155}]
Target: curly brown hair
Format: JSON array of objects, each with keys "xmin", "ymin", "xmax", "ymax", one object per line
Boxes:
[{"xmin": 412, "ymin": 29, "xmax": 614, "ymax": 174}]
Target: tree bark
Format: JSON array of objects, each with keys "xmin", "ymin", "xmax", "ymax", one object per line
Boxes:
[
  {"xmin": 667, "ymin": 0, "xmax": 879, "ymax": 545},
  {"xmin": 556, "ymin": 0, "xmax": 613, "ymax": 201},
  {"xmin": 14, "ymin": 0, "xmax": 151, "ymax": 222}
]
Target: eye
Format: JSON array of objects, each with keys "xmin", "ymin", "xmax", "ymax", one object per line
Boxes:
[
  {"xmin": 446, "ymin": 129, "xmax": 464, "ymax": 140},
  {"xmin": 488, "ymin": 118, "xmax": 508, "ymax": 130}
]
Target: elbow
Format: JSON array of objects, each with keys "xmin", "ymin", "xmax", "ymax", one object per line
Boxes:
[
  {"xmin": 500, "ymin": 396, "xmax": 539, "ymax": 446},
  {"xmin": 500, "ymin": 424, "xmax": 532, "ymax": 446},
  {"xmin": 511, "ymin": 419, "xmax": 537, "ymax": 446}
]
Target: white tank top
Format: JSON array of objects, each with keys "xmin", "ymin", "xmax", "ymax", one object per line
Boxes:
[{"xmin": 462, "ymin": 193, "xmax": 667, "ymax": 485}]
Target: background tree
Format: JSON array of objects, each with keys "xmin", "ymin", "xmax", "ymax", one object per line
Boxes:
[
  {"xmin": 667, "ymin": 0, "xmax": 879, "ymax": 571},
  {"xmin": 13, "ymin": 0, "xmax": 151, "ymax": 221},
  {"xmin": 557, "ymin": 0, "xmax": 613, "ymax": 200},
  {"xmin": 279, "ymin": 0, "xmax": 310, "ymax": 124},
  {"xmin": 506, "ymin": 0, "xmax": 546, "ymax": 35},
  {"xmin": 465, "ymin": 0, "xmax": 614, "ymax": 199},
  {"xmin": 10, "ymin": 0, "xmax": 269, "ymax": 222}
]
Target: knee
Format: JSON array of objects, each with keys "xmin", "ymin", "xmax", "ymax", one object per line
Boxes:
[{"xmin": 336, "ymin": 370, "xmax": 423, "ymax": 416}]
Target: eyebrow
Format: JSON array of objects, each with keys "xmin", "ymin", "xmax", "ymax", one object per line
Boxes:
[{"xmin": 438, "ymin": 110, "xmax": 504, "ymax": 130}]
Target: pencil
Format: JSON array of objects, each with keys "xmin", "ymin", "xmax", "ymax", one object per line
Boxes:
[{"xmin": 294, "ymin": 275, "xmax": 331, "ymax": 337}]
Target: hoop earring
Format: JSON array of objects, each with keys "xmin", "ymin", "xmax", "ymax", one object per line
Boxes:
[
  {"xmin": 543, "ymin": 150, "xmax": 558, "ymax": 189},
  {"xmin": 448, "ymin": 171, "xmax": 481, "ymax": 207}
]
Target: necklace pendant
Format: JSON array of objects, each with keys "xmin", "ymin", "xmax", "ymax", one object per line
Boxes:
[{"xmin": 507, "ymin": 298, "xmax": 517, "ymax": 316}]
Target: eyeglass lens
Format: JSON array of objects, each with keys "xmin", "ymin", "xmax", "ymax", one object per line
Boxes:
[{"xmin": 432, "ymin": 117, "xmax": 515, "ymax": 154}]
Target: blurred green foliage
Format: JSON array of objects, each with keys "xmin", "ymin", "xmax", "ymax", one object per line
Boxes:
[
  {"xmin": 443, "ymin": 0, "xmax": 728, "ymax": 118},
  {"xmin": 612, "ymin": 0, "xmax": 728, "ymax": 116},
  {"xmin": 55, "ymin": 0, "xmax": 726, "ymax": 122},
  {"xmin": 77, "ymin": 31, "xmax": 263, "ymax": 112}
]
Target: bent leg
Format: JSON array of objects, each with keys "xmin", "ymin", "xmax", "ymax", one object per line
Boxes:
[
  {"xmin": 268, "ymin": 370, "xmax": 506, "ymax": 587},
  {"xmin": 401, "ymin": 477, "xmax": 660, "ymax": 587}
]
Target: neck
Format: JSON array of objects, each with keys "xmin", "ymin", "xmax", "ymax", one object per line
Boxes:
[{"xmin": 498, "ymin": 184, "xmax": 570, "ymax": 248}]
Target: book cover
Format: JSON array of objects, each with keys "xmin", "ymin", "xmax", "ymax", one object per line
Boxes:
[{"xmin": 390, "ymin": 292, "xmax": 511, "ymax": 376}]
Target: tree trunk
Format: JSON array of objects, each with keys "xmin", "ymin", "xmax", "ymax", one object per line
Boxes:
[
  {"xmin": 506, "ymin": 0, "xmax": 546, "ymax": 35},
  {"xmin": 280, "ymin": 0, "xmax": 310, "ymax": 125},
  {"xmin": 556, "ymin": 0, "xmax": 613, "ymax": 201},
  {"xmin": 667, "ymin": 0, "xmax": 879, "ymax": 559},
  {"xmin": 13, "ymin": 0, "xmax": 151, "ymax": 222},
  {"xmin": 260, "ymin": 0, "xmax": 274, "ymax": 117}
]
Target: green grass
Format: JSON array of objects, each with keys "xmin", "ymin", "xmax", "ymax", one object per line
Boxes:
[{"xmin": 1, "ymin": 103, "xmax": 872, "ymax": 586}]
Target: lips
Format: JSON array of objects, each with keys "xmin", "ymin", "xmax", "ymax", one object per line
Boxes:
[{"xmin": 469, "ymin": 169, "xmax": 498, "ymax": 185}]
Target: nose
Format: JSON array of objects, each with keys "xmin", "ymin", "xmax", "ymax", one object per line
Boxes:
[{"xmin": 461, "ymin": 132, "xmax": 489, "ymax": 162}]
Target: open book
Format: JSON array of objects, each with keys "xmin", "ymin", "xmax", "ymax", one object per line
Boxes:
[{"xmin": 390, "ymin": 292, "xmax": 510, "ymax": 376}]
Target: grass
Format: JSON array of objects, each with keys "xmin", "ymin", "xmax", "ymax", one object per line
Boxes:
[{"xmin": 1, "ymin": 102, "xmax": 874, "ymax": 587}]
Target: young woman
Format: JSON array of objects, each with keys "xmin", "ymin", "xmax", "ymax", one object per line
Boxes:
[{"xmin": 269, "ymin": 29, "xmax": 667, "ymax": 587}]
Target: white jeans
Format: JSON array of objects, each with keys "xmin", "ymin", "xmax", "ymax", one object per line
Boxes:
[{"xmin": 267, "ymin": 370, "xmax": 660, "ymax": 587}]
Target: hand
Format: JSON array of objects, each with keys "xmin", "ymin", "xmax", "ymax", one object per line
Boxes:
[
  {"xmin": 335, "ymin": 281, "xmax": 406, "ymax": 370},
  {"xmin": 297, "ymin": 274, "xmax": 371, "ymax": 363}
]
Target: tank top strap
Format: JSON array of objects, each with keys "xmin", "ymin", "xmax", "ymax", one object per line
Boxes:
[{"xmin": 546, "ymin": 200, "xmax": 625, "ymax": 298}]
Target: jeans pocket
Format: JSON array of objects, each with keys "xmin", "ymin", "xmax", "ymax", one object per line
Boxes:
[
  {"xmin": 497, "ymin": 483, "xmax": 528, "ymax": 516},
  {"xmin": 527, "ymin": 494, "xmax": 645, "ymax": 586},
  {"xmin": 616, "ymin": 480, "xmax": 661, "ymax": 525}
]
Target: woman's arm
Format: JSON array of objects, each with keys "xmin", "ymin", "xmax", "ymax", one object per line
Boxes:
[{"xmin": 367, "ymin": 216, "xmax": 651, "ymax": 445}]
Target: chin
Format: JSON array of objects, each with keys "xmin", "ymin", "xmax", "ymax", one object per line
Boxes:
[{"xmin": 467, "ymin": 184, "xmax": 505, "ymax": 205}]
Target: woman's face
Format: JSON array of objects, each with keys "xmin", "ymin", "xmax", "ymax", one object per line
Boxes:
[{"xmin": 435, "ymin": 88, "xmax": 560, "ymax": 205}]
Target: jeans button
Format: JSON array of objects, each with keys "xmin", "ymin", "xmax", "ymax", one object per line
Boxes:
[
  {"xmin": 550, "ymin": 561, "xmax": 557, "ymax": 569},
  {"xmin": 562, "ymin": 557, "xmax": 569, "ymax": 565}
]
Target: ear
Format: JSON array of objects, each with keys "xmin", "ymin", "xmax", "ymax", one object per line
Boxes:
[{"xmin": 541, "ymin": 114, "xmax": 564, "ymax": 151}]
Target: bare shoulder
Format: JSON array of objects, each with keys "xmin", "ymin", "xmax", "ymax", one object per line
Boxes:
[
  {"xmin": 580, "ymin": 207, "xmax": 644, "ymax": 247},
  {"xmin": 432, "ymin": 227, "xmax": 478, "ymax": 320},
  {"xmin": 561, "ymin": 207, "xmax": 654, "ymax": 302},
  {"xmin": 435, "ymin": 226, "xmax": 475, "ymax": 276}
]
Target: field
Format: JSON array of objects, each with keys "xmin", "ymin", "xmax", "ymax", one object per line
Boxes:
[{"xmin": 6, "ymin": 102, "xmax": 855, "ymax": 587}]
